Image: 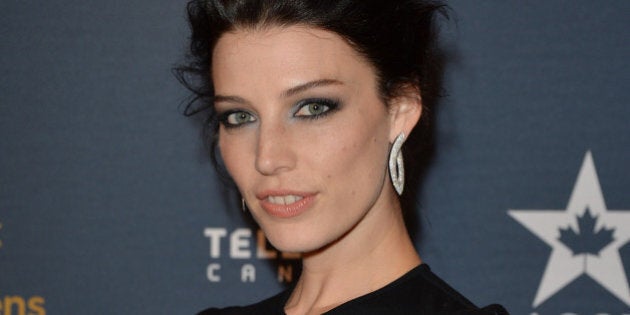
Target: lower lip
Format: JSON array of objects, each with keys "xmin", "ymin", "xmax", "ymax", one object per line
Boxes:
[{"xmin": 259, "ymin": 195, "xmax": 316, "ymax": 218}]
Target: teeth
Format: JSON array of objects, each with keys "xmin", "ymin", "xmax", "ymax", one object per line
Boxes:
[{"xmin": 267, "ymin": 195, "xmax": 303, "ymax": 205}]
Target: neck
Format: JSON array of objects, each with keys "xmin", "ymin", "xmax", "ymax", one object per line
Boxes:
[{"xmin": 284, "ymin": 194, "xmax": 421, "ymax": 315}]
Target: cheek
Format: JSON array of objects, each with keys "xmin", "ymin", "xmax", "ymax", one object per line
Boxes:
[
  {"xmin": 218, "ymin": 134, "xmax": 251, "ymax": 186},
  {"xmin": 309, "ymin": 118, "xmax": 389, "ymax": 190}
]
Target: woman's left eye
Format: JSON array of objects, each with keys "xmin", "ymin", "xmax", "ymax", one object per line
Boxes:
[{"xmin": 294, "ymin": 99, "xmax": 338, "ymax": 118}]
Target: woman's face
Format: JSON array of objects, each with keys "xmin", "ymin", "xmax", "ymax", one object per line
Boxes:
[{"xmin": 212, "ymin": 25, "xmax": 403, "ymax": 253}]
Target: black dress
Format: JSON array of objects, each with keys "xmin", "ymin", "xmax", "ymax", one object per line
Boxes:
[{"xmin": 198, "ymin": 264, "xmax": 508, "ymax": 314}]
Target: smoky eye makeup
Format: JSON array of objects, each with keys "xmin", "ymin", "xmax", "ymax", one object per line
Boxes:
[
  {"xmin": 292, "ymin": 97, "xmax": 341, "ymax": 120},
  {"xmin": 215, "ymin": 96, "xmax": 342, "ymax": 129},
  {"xmin": 217, "ymin": 109, "xmax": 257, "ymax": 129}
]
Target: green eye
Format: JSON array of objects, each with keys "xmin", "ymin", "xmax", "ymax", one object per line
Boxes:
[
  {"xmin": 231, "ymin": 112, "xmax": 252, "ymax": 123},
  {"xmin": 295, "ymin": 102, "xmax": 330, "ymax": 117},
  {"xmin": 220, "ymin": 111, "xmax": 256, "ymax": 127}
]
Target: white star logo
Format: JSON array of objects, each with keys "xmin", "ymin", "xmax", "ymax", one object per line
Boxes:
[{"xmin": 508, "ymin": 151, "xmax": 630, "ymax": 307}]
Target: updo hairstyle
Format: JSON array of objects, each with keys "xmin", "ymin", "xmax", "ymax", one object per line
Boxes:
[{"xmin": 175, "ymin": 0, "xmax": 449, "ymax": 208}]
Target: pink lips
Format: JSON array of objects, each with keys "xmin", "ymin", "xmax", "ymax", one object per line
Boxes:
[{"xmin": 257, "ymin": 190, "xmax": 316, "ymax": 218}]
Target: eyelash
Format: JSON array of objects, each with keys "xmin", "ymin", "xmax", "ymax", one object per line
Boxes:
[
  {"xmin": 217, "ymin": 98, "xmax": 341, "ymax": 129},
  {"xmin": 217, "ymin": 109, "xmax": 256, "ymax": 129},
  {"xmin": 293, "ymin": 98, "xmax": 340, "ymax": 120}
]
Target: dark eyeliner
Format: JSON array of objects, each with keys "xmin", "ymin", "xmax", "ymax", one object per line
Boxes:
[
  {"xmin": 294, "ymin": 97, "xmax": 341, "ymax": 120},
  {"xmin": 217, "ymin": 109, "xmax": 252, "ymax": 129}
]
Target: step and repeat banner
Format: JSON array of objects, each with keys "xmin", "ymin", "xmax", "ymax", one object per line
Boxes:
[{"xmin": 1, "ymin": 1, "xmax": 628, "ymax": 314}]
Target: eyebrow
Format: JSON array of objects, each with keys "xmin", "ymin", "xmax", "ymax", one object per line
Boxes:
[
  {"xmin": 213, "ymin": 79, "xmax": 343, "ymax": 105},
  {"xmin": 281, "ymin": 79, "xmax": 344, "ymax": 98},
  {"xmin": 212, "ymin": 95, "xmax": 248, "ymax": 105}
]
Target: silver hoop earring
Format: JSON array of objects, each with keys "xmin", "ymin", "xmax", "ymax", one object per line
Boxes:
[
  {"xmin": 241, "ymin": 198, "xmax": 247, "ymax": 212},
  {"xmin": 389, "ymin": 133, "xmax": 405, "ymax": 195}
]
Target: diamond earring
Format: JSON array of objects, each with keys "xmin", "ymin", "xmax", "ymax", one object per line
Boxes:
[{"xmin": 389, "ymin": 133, "xmax": 405, "ymax": 195}]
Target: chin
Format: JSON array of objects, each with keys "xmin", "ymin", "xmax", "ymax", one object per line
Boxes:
[
  {"xmin": 267, "ymin": 235, "xmax": 317, "ymax": 254},
  {"xmin": 263, "ymin": 228, "xmax": 325, "ymax": 254},
  {"xmin": 265, "ymin": 225, "xmax": 350, "ymax": 256}
]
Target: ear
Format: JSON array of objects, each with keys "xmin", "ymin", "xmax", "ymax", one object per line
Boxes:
[{"xmin": 388, "ymin": 86, "xmax": 422, "ymax": 142}]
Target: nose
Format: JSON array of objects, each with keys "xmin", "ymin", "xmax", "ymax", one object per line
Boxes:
[{"xmin": 255, "ymin": 122, "xmax": 296, "ymax": 175}]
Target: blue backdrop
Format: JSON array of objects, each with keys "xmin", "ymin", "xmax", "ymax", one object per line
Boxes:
[{"xmin": 1, "ymin": 1, "xmax": 628, "ymax": 314}]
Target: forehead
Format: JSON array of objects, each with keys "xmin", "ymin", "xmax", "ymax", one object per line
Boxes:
[{"xmin": 211, "ymin": 25, "xmax": 375, "ymax": 94}]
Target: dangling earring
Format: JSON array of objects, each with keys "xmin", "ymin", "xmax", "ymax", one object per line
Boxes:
[
  {"xmin": 389, "ymin": 133, "xmax": 405, "ymax": 195},
  {"xmin": 241, "ymin": 198, "xmax": 247, "ymax": 212}
]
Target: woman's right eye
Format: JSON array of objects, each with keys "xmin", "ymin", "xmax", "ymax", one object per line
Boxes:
[{"xmin": 219, "ymin": 110, "xmax": 256, "ymax": 128}]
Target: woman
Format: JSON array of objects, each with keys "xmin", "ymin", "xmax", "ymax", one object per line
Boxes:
[{"xmin": 177, "ymin": 0, "xmax": 508, "ymax": 314}]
